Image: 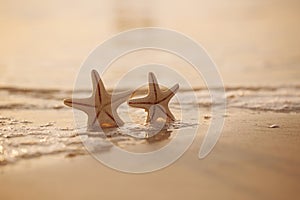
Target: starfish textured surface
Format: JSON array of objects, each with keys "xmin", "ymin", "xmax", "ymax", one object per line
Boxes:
[
  {"xmin": 64, "ymin": 70, "xmax": 131, "ymax": 130},
  {"xmin": 128, "ymin": 72, "xmax": 179, "ymax": 124}
]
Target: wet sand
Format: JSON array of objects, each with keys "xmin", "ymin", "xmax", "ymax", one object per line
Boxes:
[{"xmin": 1, "ymin": 108, "xmax": 299, "ymax": 200}]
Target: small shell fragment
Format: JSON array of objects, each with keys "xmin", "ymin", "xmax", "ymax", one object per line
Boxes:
[
  {"xmin": 204, "ymin": 115, "xmax": 211, "ymax": 119},
  {"xmin": 269, "ymin": 124, "xmax": 280, "ymax": 128}
]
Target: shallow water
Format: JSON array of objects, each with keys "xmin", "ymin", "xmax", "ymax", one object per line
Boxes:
[{"xmin": 0, "ymin": 85, "xmax": 299, "ymax": 165}]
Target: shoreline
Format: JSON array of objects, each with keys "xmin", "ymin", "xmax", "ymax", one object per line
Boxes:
[
  {"xmin": 1, "ymin": 83, "xmax": 300, "ymax": 93},
  {"xmin": 1, "ymin": 108, "xmax": 299, "ymax": 199}
]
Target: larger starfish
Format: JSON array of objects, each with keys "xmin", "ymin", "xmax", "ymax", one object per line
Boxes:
[
  {"xmin": 64, "ymin": 70, "xmax": 131, "ymax": 131},
  {"xmin": 128, "ymin": 72, "xmax": 179, "ymax": 124}
]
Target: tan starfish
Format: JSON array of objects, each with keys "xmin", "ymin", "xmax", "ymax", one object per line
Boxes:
[
  {"xmin": 128, "ymin": 72, "xmax": 179, "ymax": 124},
  {"xmin": 64, "ymin": 70, "xmax": 131, "ymax": 130}
]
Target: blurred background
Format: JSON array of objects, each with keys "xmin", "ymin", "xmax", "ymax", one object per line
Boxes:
[{"xmin": 0, "ymin": 0, "xmax": 299, "ymax": 89}]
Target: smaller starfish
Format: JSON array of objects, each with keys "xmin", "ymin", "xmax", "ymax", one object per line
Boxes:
[
  {"xmin": 128, "ymin": 72, "xmax": 179, "ymax": 124},
  {"xmin": 64, "ymin": 70, "xmax": 131, "ymax": 131}
]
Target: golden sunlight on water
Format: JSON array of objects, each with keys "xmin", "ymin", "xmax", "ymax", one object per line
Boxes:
[{"xmin": 0, "ymin": 0, "xmax": 299, "ymax": 89}]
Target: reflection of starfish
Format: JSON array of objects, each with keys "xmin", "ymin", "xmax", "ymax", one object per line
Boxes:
[
  {"xmin": 128, "ymin": 72, "xmax": 179, "ymax": 124},
  {"xmin": 146, "ymin": 129, "xmax": 172, "ymax": 143},
  {"xmin": 64, "ymin": 70, "xmax": 131, "ymax": 130}
]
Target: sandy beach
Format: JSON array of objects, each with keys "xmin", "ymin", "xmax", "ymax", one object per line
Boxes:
[
  {"xmin": 1, "ymin": 0, "xmax": 300, "ymax": 199},
  {"xmin": 1, "ymin": 108, "xmax": 299, "ymax": 200}
]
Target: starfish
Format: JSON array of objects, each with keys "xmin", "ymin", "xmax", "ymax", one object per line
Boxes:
[
  {"xmin": 128, "ymin": 72, "xmax": 179, "ymax": 124},
  {"xmin": 64, "ymin": 70, "xmax": 131, "ymax": 131}
]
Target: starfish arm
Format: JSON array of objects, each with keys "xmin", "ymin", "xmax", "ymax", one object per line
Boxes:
[
  {"xmin": 146, "ymin": 104, "xmax": 175, "ymax": 123},
  {"xmin": 96, "ymin": 111, "xmax": 119, "ymax": 128},
  {"xmin": 64, "ymin": 97, "xmax": 99, "ymax": 129},
  {"xmin": 163, "ymin": 106, "xmax": 176, "ymax": 122},
  {"xmin": 146, "ymin": 105, "xmax": 161, "ymax": 123},
  {"xmin": 111, "ymin": 90, "xmax": 132, "ymax": 108},
  {"xmin": 91, "ymin": 69, "xmax": 110, "ymax": 103},
  {"xmin": 148, "ymin": 72, "xmax": 161, "ymax": 101},
  {"xmin": 159, "ymin": 83, "xmax": 179, "ymax": 103},
  {"xmin": 111, "ymin": 109, "xmax": 125, "ymax": 126},
  {"xmin": 148, "ymin": 72, "xmax": 159, "ymax": 85},
  {"xmin": 87, "ymin": 114, "xmax": 100, "ymax": 131},
  {"xmin": 91, "ymin": 70, "xmax": 100, "ymax": 93},
  {"xmin": 63, "ymin": 97, "xmax": 95, "ymax": 112},
  {"xmin": 153, "ymin": 104, "xmax": 176, "ymax": 122},
  {"xmin": 128, "ymin": 96, "xmax": 152, "ymax": 109}
]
